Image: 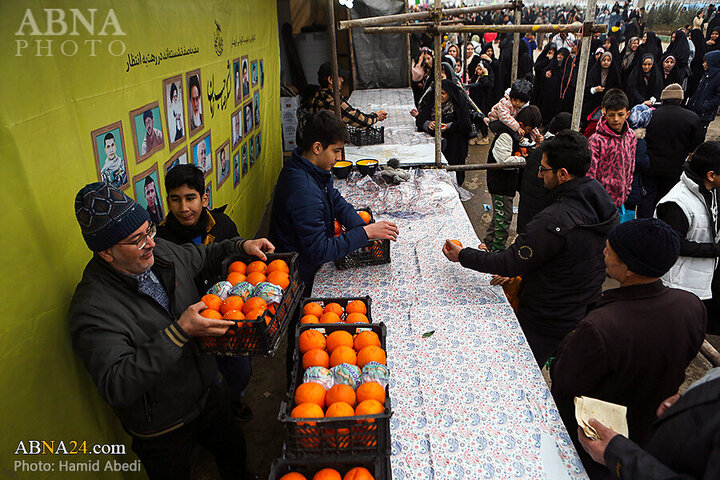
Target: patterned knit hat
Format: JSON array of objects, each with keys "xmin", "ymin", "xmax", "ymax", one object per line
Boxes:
[
  {"xmin": 607, "ymin": 218, "xmax": 680, "ymax": 277},
  {"xmin": 75, "ymin": 182, "xmax": 150, "ymax": 252},
  {"xmin": 510, "ymin": 78, "xmax": 533, "ymax": 102}
]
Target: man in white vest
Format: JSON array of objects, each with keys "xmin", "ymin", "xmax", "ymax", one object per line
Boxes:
[{"xmin": 655, "ymin": 141, "xmax": 720, "ymax": 330}]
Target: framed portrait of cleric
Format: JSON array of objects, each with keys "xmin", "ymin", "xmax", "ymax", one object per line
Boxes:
[
  {"xmin": 205, "ymin": 182, "xmax": 213, "ymax": 209},
  {"xmin": 190, "ymin": 130, "xmax": 212, "ymax": 178},
  {"xmin": 130, "ymin": 101, "xmax": 165, "ymax": 163},
  {"xmin": 186, "ymin": 69, "xmax": 204, "ymax": 137},
  {"xmin": 132, "ymin": 163, "xmax": 165, "ymax": 226},
  {"xmin": 233, "ymin": 151, "xmax": 241, "ymax": 188},
  {"xmin": 241, "ymin": 55, "xmax": 250, "ymax": 100},
  {"xmin": 215, "ymin": 138, "xmax": 231, "ymax": 189},
  {"xmin": 253, "ymin": 91, "xmax": 260, "ymax": 127},
  {"xmin": 251, "ymin": 60, "xmax": 258, "ymax": 88},
  {"xmin": 243, "ymin": 100, "xmax": 254, "ymax": 136},
  {"xmin": 231, "ymin": 107, "xmax": 243, "ymax": 150},
  {"xmin": 162, "ymin": 74, "xmax": 186, "ymax": 151},
  {"xmin": 259, "ymin": 59, "xmax": 264, "ymax": 89},
  {"xmin": 164, "ymin": 147, "xmax": 188, "ymax": 174},
  {"xmin": 233, "ymin": 58, "xmax": 241, "ymax": 107},
  {"xmin": 241, "ymin": 143, "xmax": 249, "ymax": 178},
  {"xmin": 91, "ymin": 121, "xmax": 129, "ymax": 191}
]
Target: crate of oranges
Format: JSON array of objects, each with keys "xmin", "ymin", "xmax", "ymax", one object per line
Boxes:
[
  {"xmin": 334, "ymin": 209, "xmax": 390, "ymax": 271},
  {"xmin": 196, "ymin": 252, "xmax": 303, "ymax": 357},
  {"xmin": 269, "ymin": 455, "xmax": 390, "ymax": 480},
  {"xmin": 279, "ymin": 322, "xmax": 391, "ymax": 457},
  {"xmin": 300, "ymin": 297, "xmax": 372, "ymax": 326}
]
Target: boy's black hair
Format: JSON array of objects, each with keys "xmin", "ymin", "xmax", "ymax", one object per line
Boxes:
[
  {"xmin": 301, "ymin": 110, "xmax": 350, "ymax": 151},
  {"xmin": 539, "ymin": 129, "xmax": 591, "ymax": 177},
  {"xmin": 165, "ymin": 164, "xmax": 205, "ymax": 196},
  {"xmin": 689, "ymin": 141, "xmax": 720, "ymax": 178},
  {"xmin": 516, "ymin": 105, "xmax": 542, "ymax": 129},
  {"xmin": 601, "ymin": 88, "xmax": 629, "ymax": 111},
  {"xmin": 103, "ymin": 132, "xmax": 115, "ymax": 145},
  {"xmin": 548, "ymin": 112, "xmax": 572, "ymax": 134}
]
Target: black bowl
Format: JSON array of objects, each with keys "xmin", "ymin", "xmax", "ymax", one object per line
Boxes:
[
  {"xmin": 332, "ymin": 161, "xmax": 353, "ymax": 179},
  {"xmin": 356, "ymin": 159, "xmax": 379, "ymax": 177}
]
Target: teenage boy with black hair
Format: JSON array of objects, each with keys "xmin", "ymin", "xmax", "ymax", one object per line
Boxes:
[
  {"xmin": 156, "ymin": 164, "xmax": 254, "ymax": 421},
  {"xmin": 444, "ymin": 130, "xmax": 618, "ymax": 366},
  {"xmin": 587, "ymin": 88, "xmax": 638, "ymax": 208}
]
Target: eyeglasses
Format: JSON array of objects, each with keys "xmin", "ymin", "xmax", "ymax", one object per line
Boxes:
[
  {"xmin": 117, "ymin": 223, "xmax": 156, "ymax": 250},
  {"xmin": 538, "ymin": 165, "xmax": 558, "ymax": 174}
]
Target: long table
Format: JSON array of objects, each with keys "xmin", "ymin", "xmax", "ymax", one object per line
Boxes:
[{"xmin": 312, "ymin": 89, "xmax": 589, "ymax": 479}]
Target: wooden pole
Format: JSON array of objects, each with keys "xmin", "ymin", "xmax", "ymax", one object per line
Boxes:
[
  {"xmin": 571, "ymin": 0, "xmax": 597, "ymax": 131},
  {"xmin": 701, "ymin": 339, "xmax": 720, "ymax": 367},
  {"xmin": 347, "ymin": 7, "xmax": 357, "ymax": 91},
  {"xmin": 511, "ymin": 7, "xmax": 521, "ymax": 82},
  {"xmin": 406, "ymin": 1, "xmax": 412, "ymax": 88},
  {"xmin": 328, "ymin": 0, "xmax": 341, "ymax": 119},
  {"xmin": 434, "ymin": 0, "xmax": 442, "ymax": 169},
  {"xmin": 362, "ymin": 22, "xmax": 607, "ymax": 35}
]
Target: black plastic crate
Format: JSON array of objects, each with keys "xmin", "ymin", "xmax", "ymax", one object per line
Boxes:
[
  {"xmin": 335, "ymin": 208, "xmax": 391, "ymax": 270},
  {"xmin": 301, "ymin": 296, "xmax": 373, "ymax": 324},
  {"xmin": 197, "ymin": 252, "xmax": 304, "ymax": 357},
  {"xmin": 347, "ymin": 125, "xmax": 384, "ymax": 146},
  {"xmin": 269, "ymin": 455, "xmax": 391, "ymax": 480},
  {"xmin": 280, "ymin": 322, "xmax": 391, "ymax": 457}
]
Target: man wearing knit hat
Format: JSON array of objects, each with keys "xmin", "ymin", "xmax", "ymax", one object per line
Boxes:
[
  {"xmin": 69, "ymin": 182, "xmax": 273, "ymax": 479},
  {"xmin": 550, "ymin": 218, "xmax": 706, "ymax": 478}
]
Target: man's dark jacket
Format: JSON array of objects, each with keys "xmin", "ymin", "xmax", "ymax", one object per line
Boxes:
[
  {"xmin": 486, "ymin": 123, "xmax": 521, "ymax": 197},
  {"xmin": 459, "ymin": 176, "xmax": 618, "ymax": 332},
  {"xmin": 517, "ymin": 147, "xmax": 550, "ymax": 233},
  {"xmin": 550, "ymin": 281, "xmax": 706, "ymax": 479},
  {"xmin": 644, "ymin": 103, "xmax": 704, "ymax": 178},
  {"xmin": 269, "ymin": 149, "xmax": 368, "ymax": 284}
]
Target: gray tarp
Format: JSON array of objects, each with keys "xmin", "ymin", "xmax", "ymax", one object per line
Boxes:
[{"xmin": 351, "ymin": 0, "xmax": 408, "ymax": 89}]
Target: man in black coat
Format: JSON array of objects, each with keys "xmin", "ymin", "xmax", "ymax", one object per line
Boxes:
[
  {"xmin": 639, "ymin": 84, "xmax": 704, "ymax": 218},
  {"xmin": 443, "ymin": 130, "xmax": 618, "ymax": 366},
  {"xmin": 550, "ymin": 218, "xmax": 707, "ymax": 479}
]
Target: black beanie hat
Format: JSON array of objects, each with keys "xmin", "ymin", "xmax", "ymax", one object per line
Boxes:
[
  {"xmin": 607, "ymin": 218, "xmax": 680, "ymax": 277},
  {"xmin": 510, "ymin": 78, "xmax": 533, "ymax": 102},
  {"xmin": 75, "ymin": 182, "xmax": 150, "ymax": 252}
]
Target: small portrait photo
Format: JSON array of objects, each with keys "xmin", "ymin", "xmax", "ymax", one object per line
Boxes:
[
  {"xmin": 233, "ymin": 58, "xmax": 241, "ymax": 107},
  {"xmin": 164, "ymin": 147, "xmax": 188, "ymax": 174},
  {"xmin": 91, "ymin": 121, "xmax": 129, "ymax": 190},
  {"xmin": 231, "ymin": 107, "xmax": 243, "ymax": 149},
  {"xmin": 241, "ymin": 143, "xmax": 249, "ymax": 178},
  {"xmin": 241, "ymin": 55, "xmax": 250, "ymax": 100},
  {"xmin": 191, "ymin": 130, "xmax": 212, "ymax": 178},
  {"xmin": 259, "ymin": 59, "xmax": 264, "ymax": 88},
  {"xmin": 251, "ymin": 60, "xmax": 258, "ymax": 87},
  {"xmin": 249, "ymin": 136, "xmax": 255, "ymax": 168},
  {"xmin": 133, "ymin": 163, "xmax": 165, "ymax": 226},
  {"xmin": 253, "ymin": 91, "xmax": 260, "ymax": 126},
  {"xmin": 233, "ymin": 151, "xmax": 240, "ymax": 187},
  {"xmin": 130, "ymin": 101, "xmax": 165, "ymax": 163},
  {"xmin": 205, "ymin": 182, "xmax": 213, "ymax": 209},
  {"xmin": 162, "ymin": 75, "xmax": 186, "ymax": 150},
  {"xmin": 215, "ymin": 139, "xmax": 231, "ymax": 188},
  {"xmin": 256, "ymin": 131, "xmax": 262, "ymax": 160},
  {"xmin": 243, "ymin": 100, "xmax": 254, "ymax": 136},
  {"xmin": 186, "ymin": 69, "xmax": 204, "ymax": 136}
]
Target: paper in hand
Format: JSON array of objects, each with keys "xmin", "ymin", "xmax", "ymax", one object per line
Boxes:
[{"xmin": 574, "ymin": 396, "xmax": 629, "ymax": 440}]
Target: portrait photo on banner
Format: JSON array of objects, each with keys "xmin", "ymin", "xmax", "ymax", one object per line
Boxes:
[
  {"xmin": 259, "ymin": 59, "xmax": 264, "ymax": 88},
  {"xmin": 91, "ymin": 121, "xmax": 129, "ymax": 190},
  {"xmin": 241, "ymin": 143, "xmax": 248, "ymax": 178},
  {"xmin": 164, "ymin": 147, "xmax": 189, "ymax": 174},
  {"xmin": 254, "ymin": 91, "xmax": 260, "ymax": 126},
  {"xmin": 162, "ymin": 74, "xmax": 186, "ymax": 151},
  {"xmin": 241, "ymin": 55, "xmax": 250, "ymax": 100},
  {"xmin": 233, "ymin": 58, "xmax": 241, "ymax": 107},
  {"xmin": 233, "ymin": 151, "xmax": 240, "ymax": 187},
  {"xmin": 132, "ymin": 163, "xmax": 164, "ymax": 226},
  {"xmin": 251, "ymin": 60, "xmax": 258, "ymax": 87},
  {"xmin": 205, "ymin": 182, "xmax": 213, "ymax": 209},
  {"xmin": 215, "ymin": 138, "xmax": 231, "ymax": 188},
  {"xmin": 191, "ymin": 130, "xmax": 212, "ymax": 178},
  {"xmin": 186, "ymin": 69, "xmax": 204, "ymax": 136},
  {"xmin": 130, "ymin": 101, "xmax": 165, "ymax": 163},
  {"xmin": 231, "ymin": 107, "xmax": 242, "ymax": 149},
  {"xmin": 243, "ymin": 100, "xmax": 253, "ymax": 136},
  {"xmin": 256, "ymin": 131, "xmax": 262, "ymax": 160},
  {"xmin": 249, "ymin": 136, "xmax": 255, "ymax": 168}
]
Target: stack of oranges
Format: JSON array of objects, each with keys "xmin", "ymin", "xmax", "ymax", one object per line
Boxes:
[
  {"xmin": 227, "ymin": 258, "xmax": 290, "ymax": 288},
  {"xmin": 300, "ymin": 300, "xmax": 369, "ymax": 325},
  {"xmin": 279, "ymin": 466, "xmax": 375, "ymax": 480}
]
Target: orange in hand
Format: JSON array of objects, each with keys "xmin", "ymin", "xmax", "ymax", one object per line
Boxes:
[
  {"xmin": 228, "ymin": 261, "xmax": 247, "ymax": 274},
  {"xmin": 330, "ymin": 345, "xmax": 357, "ymax": 367},
  {"xmin": 200, "ymin": 309, "xmax": 223, "ymax": 319},
  {"xmin": 298, "ymin": 329, "xmax": 326, "ymax": 353},
  {"xmin": 334, "ymin": 220, "xmax": 343, "ymax": 235},
  {"xmin": 358, "ymin": 211, "xmax": 372, "ymax": 224},
  {"xmin": 201, "ymin": 294, "xmax": 223, "ymax": 311}
]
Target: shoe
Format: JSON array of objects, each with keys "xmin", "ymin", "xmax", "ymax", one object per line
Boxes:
[
  {"xmin": 469, "ymin": 137, "xmax": 477, "ymax": 145},
  {"xmin": 231, "ymin": 401, "xmax": 254, "ymax": 421},
  {"xmin": 478, "ymin": 137, "xmax": 489, "ymax": 145}
]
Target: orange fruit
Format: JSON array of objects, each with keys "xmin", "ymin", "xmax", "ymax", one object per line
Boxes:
[
  {"xmin": 247, "ymin": 260, "xmax": 267, "ymax": 274},
  {"xmin": 303, "ymin": 348, "xmax": 330, "ymax": 369},
  {"xmin": 267, "ymin": 271, "xmax": 290, "ymax": 289},
  {"xmin": 333, "ymin": 220, "xmax": 343, "ymax": 235},
  {"xmin": 220, "ymin": 296, "xmax": 244, "ymax": 315},
  {"xmin": 200, "ymin": 309, "xmax": 223, "ymax": 319},
  {"xmin": 345, "ymin": 313, "xmax": 369, "ymax": 324},
  {"xmin": 319, "ymin": 312, "xmax": 342, "ymax": 324},
  {"xmin": 226, "ymin": 271, "xmax": 246, "ymax": 285},
  {"xmin": 345, "ymin": 300, "xmax": 367, "ymax": 315},
  {"xmin": 326, "ymin": 330, "xmax": 354, "ymax": 353},
  {"xmin": 228, "ymin": 261, "xmax": 247, "ymax": 274},
  {"xmin": 242, "ymin": 297, "xmax": 267, "ymax": 315},
  {"xmin": 222, "ymin": 310, "xmax": 245, "ymax": 321},
  {"xmin": 290, "ymin": 402, "xmax": 324, "ymax": 426},
  {"xmin": 245, "ymin": 271, "xmax": 266, "ymax": 286},
  {"xmin": 298, "ymin": 329, "xmax": 326, "ymax": 354},
  {"xmin": 312, "ymin": 469, "xmax": 342, "ymax": 480},
  {"xmin": 244, "ymin": 308, "xmax": 266, "ymax": 322},
  {"xmin": 343, "ymin": 467, "xmax": 374, "ymax": 480},
  {"xmin": 303, "ymin": 302, "xmax": 324, "ymax": 317},
  {"xmin": 326, "ymin": 384, "xmax": 357, "ymax": 407},
  {"xmin": 266, "ymin": 259, "xmax": 290, "ymax": 274},
  {"xmin": 356, "ymin": 346, "xmax": 386, "ymax": 369},
  {"xmin": 330, "ymin": 345, "xmax": 357, "ymax": 367},
  {"xmin": 301, "ymin": 314, "xmax": 320, "ymax": 324},
  {"xmin": 324, "ymin": 303, "xmax": 344, "ymax": 317},
  {"xmin": 358, "ymin": 211, "xmax": 372, "ymax": 224},
  {"xmin": 279, "ymin": 474, "xmax": 307, "ymax": 480},
  {"xmin": 450, "ymin": 239, "xmax": 463, "ymax": 247},
  {"xmin": 355, "ymin": 399, "xmax": 384, "ymax": 422},
  {"xmin": 354, "ymin": 331, "xmax": 381, "ymax": 351},
  {"xmin": 356, "ymin": 382, "xmax": 386, "ymax": 404},
  {"xmin": 201, "ymin": 294, "xmax": 223, "ymax": 311},
  {"xmin": 294, "ymin": 382, "xmax": 326, "ymax": 408},
  {"xmin": 325, "ymin": 401, "xmax": 355, "ymax": 418}
]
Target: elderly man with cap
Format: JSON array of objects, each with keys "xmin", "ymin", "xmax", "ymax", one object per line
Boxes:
[
  {"xmin": 69, "ymin": 182, "xmax": 273, "ymax": 479},
  {"xmin": 310, "ymin": 62, "xmax": 387, "ymax": 128},
  {"xmin": 550, "ymin": 218, "xmax": 707, "ymax": 479}
]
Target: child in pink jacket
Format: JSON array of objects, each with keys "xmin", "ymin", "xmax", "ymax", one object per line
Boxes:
[{"xmin": 488, "ymin": 78, "xmax": 544, "ymax": 144}]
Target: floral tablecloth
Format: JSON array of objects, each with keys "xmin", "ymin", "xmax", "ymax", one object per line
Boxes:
[{"xmin": 313, "ymin": 169, "xmax": 588, "ymax": 479}]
